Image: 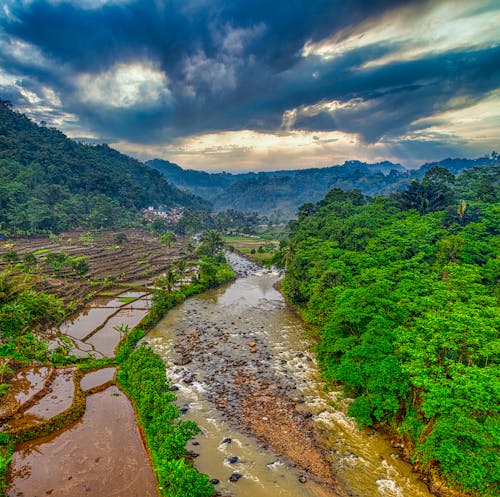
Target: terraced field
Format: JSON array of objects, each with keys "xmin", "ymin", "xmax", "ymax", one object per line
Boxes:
[
  {"xmin": 4, "ymin": 365, "xmax": 158, "ymax": 497},
  {"xmin": 0, "ymin": 229, "xmax": 192, "ymax": 305},
  {"xmin": 51, "ymin": 289, "xmax": 152, "ymax": 358}
]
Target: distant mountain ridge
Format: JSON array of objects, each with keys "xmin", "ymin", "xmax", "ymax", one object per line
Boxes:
[{"xmin": 147, "ymin": 156, "xmax": 496, "ymax": 218}]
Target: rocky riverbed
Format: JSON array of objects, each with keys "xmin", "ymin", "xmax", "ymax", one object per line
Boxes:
[{"xmin": 146, "ymin": 254, "xmax": 434, "ymax": 497}]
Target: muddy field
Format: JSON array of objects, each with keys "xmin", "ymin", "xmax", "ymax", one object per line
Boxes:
[{"xmin": 0, "ymin": 229, "xmax": 191, "ymax": 305}]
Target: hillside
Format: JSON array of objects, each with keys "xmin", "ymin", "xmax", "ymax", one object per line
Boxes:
[
  {"xmin": 148, "ymin": 156, "xmax": 497, "ymax": 218},
  {"xmin": 0, "ymin": 101, "xmax": 210, "ymax": 234},
  {"xmin": 146, "ymin": 159, "xmax": 242, "ymax": 199},
  {"xmin": 281, "ymin": 166, "xmax": 500, "ymax": 496}
]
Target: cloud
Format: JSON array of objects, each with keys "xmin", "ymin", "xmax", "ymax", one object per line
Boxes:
[
  {"xmin": 112, "ymin": 127, "xmax": 466, "ymax": 171},
  {"xmin": 302, "ymin": 0, "xmax": 500, "ymax": 66},
  {"xmin": 77, "ymin": 61, "xmax": 171, "ymax": 108},
  {"xmin": 0, "ymin": 0, "xmax": 498, "ymax": 169}
]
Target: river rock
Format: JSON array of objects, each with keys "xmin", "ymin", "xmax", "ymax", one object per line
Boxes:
[
  {"xmin": 222, "ymin": 437, "xmax": 232, "ymax": 444},
  {"xmin": 229, "ymin": 473, "xmax": 242, "ymax": 482},
  {"xmin": 210, "ymin": 479, "xmax": 220, "ymax": 485},
  {"xmin": 228, "ymin": 456, "xmax": 239, "ymax": 464},
  {"xmin": 298, "ymin": 475, "xmax": 308, "ymax": 483},
  {"xmin": 248, "ymin": 341, "xmax": 256, "ymax": 347}
]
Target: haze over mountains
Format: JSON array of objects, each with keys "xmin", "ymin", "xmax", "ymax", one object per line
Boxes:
[{"xmin": 148, "ymin": 156, "xmax": 499, "ymax": 218}]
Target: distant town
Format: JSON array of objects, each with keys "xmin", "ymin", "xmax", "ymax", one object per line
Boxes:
[{"xmin": 143, "ymin": 206, "xmax": 184, "ymax": 224}]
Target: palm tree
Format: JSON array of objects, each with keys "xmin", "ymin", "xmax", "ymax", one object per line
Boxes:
[
  {"xmin": 199, "ymin": 230, "xmax": 225, "ymax": 257},
  {"xmin": 154, "ymin": 269, "xmax": 178, "ymax": 292},
  {"xmin": 174, "ymin": 259, "xmax": 189, "ymax": 286},
  {"xmin": 0, "ymin": 270, "xmax": 28, "ymax": 305}
]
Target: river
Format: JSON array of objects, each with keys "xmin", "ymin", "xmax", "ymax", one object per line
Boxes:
[{"xmin": 145, "ymin": 253, "xmax": 433, "ymax": 497}]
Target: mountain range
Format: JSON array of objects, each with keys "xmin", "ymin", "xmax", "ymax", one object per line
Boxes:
[{"xmin": 147, "ymin": 156, "xmax": 497, "ymax": 218}]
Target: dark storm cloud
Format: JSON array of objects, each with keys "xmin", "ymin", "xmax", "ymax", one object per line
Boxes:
[
  {"xmin": 0, "ymin": 0, "xmax": 498, "ymax": 157},
  {"xmin": 289, "ymin": 45, "xmax": 500, "ymax": 142},
  {"xmin": 0, "ymin": 1, "xmax": 419, "ymax": 135}
]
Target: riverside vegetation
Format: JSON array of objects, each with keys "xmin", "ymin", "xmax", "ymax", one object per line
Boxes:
[{"xmin": 280, "ymin": 165, "xmax": 499, "ymax": 497}]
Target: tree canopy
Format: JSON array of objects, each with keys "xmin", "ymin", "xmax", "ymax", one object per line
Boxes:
[
  {"xmin": 281, "ymin": 166, "xmax": 500, "ymax": 496},
  {"xmin": 0, "ymin": 102, "xmax": 210, "ymax": 234}
]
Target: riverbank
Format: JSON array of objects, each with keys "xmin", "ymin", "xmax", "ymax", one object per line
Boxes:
[{"xmin": 145, "ymin": 255, "xmax": 435, "ymax": 497}]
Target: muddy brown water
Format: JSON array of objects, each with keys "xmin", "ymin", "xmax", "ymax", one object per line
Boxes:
[
  {"xmin": 51, "ymin": 290, "xmax": 152, "ymax": 358},
  {"xmin": 145, "ymin": 253, "xmax": 433, "ymax": 497},
  {"xmin": 22, "ymin": 367, "xmax": 75, "ymax": 420},
  {"xmin": 8, "ymin": 386, "xmax": 157, "ymax": 497},
  {"xmin": 0, "ymin": 367, "xmax": 52, "ymax": 419},
  {"xmin": 80, "ymin": 367, "xmax": 116, "ymax": 392}
]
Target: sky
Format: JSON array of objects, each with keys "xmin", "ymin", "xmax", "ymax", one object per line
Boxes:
[{"xmin": 0, "ymin": 0, "xmax": 499, "ymax": 172}]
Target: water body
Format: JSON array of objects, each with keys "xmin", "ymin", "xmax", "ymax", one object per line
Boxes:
[
  {"xmin": 146, "ymin": 254, "xmax": 433, "ymax": 497},
  {"xmin": 8, "ymin": 386, "xmax": 157, "ymax": 497}
]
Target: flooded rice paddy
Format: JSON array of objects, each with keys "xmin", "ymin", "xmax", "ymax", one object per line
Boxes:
[
  {"xmin": 53, "ymin": 290, "xmax": 152, "ymax": 358},
  {"xmin": 8, "ymin": 386, "xmax": 157, "ymax": 497}
]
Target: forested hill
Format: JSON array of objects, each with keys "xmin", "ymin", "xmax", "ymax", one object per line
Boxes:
[
  {"xmin": 147, "ymin": 159, "xmax": 244, "ymax": 199},
  {"xmin": 280, "ymin": 165, "xmax": 500, "ymax": 497},
  {"xmin": 148, "ymin": 156, "xmax": 497, "ymax": 218},
  {"xmin": 0, "ymin": 101, "xmax": 210, "ymax": 234}
]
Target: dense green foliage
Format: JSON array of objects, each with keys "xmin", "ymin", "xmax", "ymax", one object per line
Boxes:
[
  {"xmin": 117, "ymin": 345, "xmax": 213, "ymax": 497},
  {"xmin": 213, "ymin": 209, "xmax": 268, "ymax": 235},
  {"xmin": 0, "ymin": 270, "xmax": 65, "ymax": 361},
  {"xmin": 143, "ymin": 258, "xmax": 234, "ymax": 329},
  {"xmin": 0, "ymin": 101, "xmax": 209, "ymax": 234},
  {"xmin": 197, "ymin": 230, "xmax": 225, "ymax": 258},
  {"xmin": 281, "ymin": 167, "xmax": 499, "ymax": 496},
  {"xmin": 0, "ymin": 433, "xmax": 13, "ymax": 495},
  {"xmin": 149, "ymin": 156, "xmax": 499, "ymax": 218},
  {"xmin": 116, "ymin": 257, "xmax": 234, "ymax": 497}
]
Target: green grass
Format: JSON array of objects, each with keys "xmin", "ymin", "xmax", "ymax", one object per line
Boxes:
[
  {"xmin": 224, "ymin": 235, "xmax": 278, "ymax": 266},
  {"xmin": 32, "ymin": 248, "xmax": 50, "ymax": 255},
  {"xmin": 118, "ymin": 297, "xmax": 135, "ymax": 303}
]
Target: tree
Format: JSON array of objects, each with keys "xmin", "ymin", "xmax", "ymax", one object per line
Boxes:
[
  {"xmin": 151, "ymin": 217, "xmax": 170, "ymax": 236},
  {"xmin": 22, "ymin": 252, "xmax": 37, "ymax": 268},
  {"xmin": 69, "ymin": 257, "xmax": 89, "ymax": 277},
  {"xmin": 174, "ymin": 259, "xmax": 189, "ymax": 283},
  {"xmin": 197, "ymin": 230, "xmax": 225, "ymax": 258},
  {"xmin": 154, "ymin": 269, "xmax": 178, "ymax": 292},
  {"xmin": 393, "ymin": 166, "xmax": 455, "ymax": 214},
  {"xmin": 45, "ymin": 252, "xmax": 68, "ymax": 273},
  {"xmin": 0, "ymin": 270, "xmax": 28, "ymax": 305},
  {"xmin": 160, "ymin": 231, "xmax": 177, "ymax": 247},
  {"xmin": 114, "ymin": 233, "xmax": 128, "ymax": 245}
]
